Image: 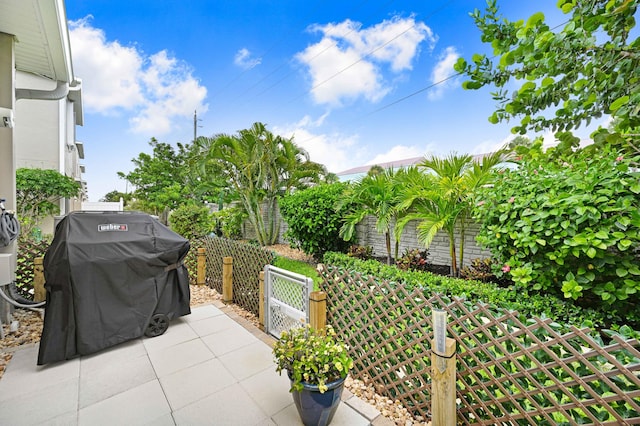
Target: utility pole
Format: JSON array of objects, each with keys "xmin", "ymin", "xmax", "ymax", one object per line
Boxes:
[{"xmin": 193, "ymin": 109, "xmax": 202, "ymax": 141}]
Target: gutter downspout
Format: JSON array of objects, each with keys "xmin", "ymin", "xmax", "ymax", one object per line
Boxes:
[
  {"xmin": 15, "ymin": 79, "xmax": 76, "ymax": 101},
  {"xmin": 15, "ymin": 79, "xmax": 79, "ymax": 217}
]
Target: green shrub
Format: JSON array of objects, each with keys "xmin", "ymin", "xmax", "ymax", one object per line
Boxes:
[
  {"xmin": 322, "ymin": 251, "xmax": 628, "ymax": 329},
  {"xmin": 474, "ymin": 144, "xmax": 640, "ymax": 320},
  {"xmin": 212, "ymin": 206, "xmax": 246, "ymax": 239},
  {"xmin": 279, "ymin": 182, "xmax": 355, "ymax": 259},
  {"xmin": 346, "ymin": 244, "xmax": 373, "ymax": 260},
  {"xmin": 169, "ymin": 204, "xmax": 214, "ymax": 240},
  {"xmin": 459, "ymin": 258, "xmax": 512, "ymax": 286},
  {"xmin": 395, "ymin": 248, "xmax": 431, "ymax": 272},
  {"xmin": 459, "ymin": 257, "xmax": 494, "ymax": 281}
]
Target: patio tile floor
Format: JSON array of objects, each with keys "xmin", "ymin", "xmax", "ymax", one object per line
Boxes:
[{"xmin": 0, "ymin": 303, "xmax": 383, "ymax": 425}]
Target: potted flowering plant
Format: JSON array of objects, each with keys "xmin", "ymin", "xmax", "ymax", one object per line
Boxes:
[{"xmin": 273, "ymin": 324, "xmax": 354, "ymax": 426}]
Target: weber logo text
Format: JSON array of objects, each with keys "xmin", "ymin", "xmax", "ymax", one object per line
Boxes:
[{"xmin": 98, "ymin": 224, "xmax": 128, "ymax": 232}]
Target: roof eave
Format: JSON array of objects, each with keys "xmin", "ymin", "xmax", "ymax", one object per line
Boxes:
[{"xmin": 39, "ymin": 0, "xmax": 75, "ymax": 83}]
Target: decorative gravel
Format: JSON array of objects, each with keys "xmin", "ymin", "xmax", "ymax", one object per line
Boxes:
[{"xmin": 0, "ymin": 309, "xmax": 43, "ymax": 378}]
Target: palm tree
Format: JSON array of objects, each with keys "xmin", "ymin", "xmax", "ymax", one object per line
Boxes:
[
  {"xmin": 456, "ymin": 150, "xmax": 510, "ymax": 268},
  {"xmin": 395, "ymin": 151, "xmax": 507, "ymax": 276},
  {"xmin": 392, "ymin": 166, "xmax": 435, "ymax": 259},
  {"xmin": 197, "ymin": 122, "xmax": 327, "ymax": 246},
  {"xmin": 339, "ymin": 168, "xmax": 402, "ymax": 265}
]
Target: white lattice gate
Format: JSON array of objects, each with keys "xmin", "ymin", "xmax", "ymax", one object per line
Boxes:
[{"xmin": 264, "ymin": 265, "xmax": 313, "ymax": 338}]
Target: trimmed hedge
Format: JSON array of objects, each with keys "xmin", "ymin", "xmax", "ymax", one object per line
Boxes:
[
  {"xmin": 322, "ymin": 251, "xmax": 635, "ymax": 330},
  {"xmin": 279, "ymin": 182, "xmax": 355, "ymax": 259}
]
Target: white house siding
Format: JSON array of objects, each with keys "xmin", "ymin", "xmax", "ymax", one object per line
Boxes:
[
  {"xmin": 14, "ymin": 71, "xmax": 85, "ymax": 232},
  {"xmin": 14, "ymin": 74, "xmax": 61, "ymax": 170},
  {"xmin": 1, "ymin": 0, "xmax": 83, "ymax": 324}
]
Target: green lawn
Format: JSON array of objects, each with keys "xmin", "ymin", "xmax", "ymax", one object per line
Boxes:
[{"xmin": 272, "ymin": 256, "xmax": 321, "ymax": 290}]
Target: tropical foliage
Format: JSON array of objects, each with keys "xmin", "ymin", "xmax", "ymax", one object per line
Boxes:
[
  {"xmin": 452, "ymin": 0, "xmax": 640, "ymax": 313},
  {"xmin": 100, "ymin": 190, "xmax": 132, "ymax": 206},
  {"xmin": 322, "ymin": 251, "xmax": 615, "ymax": 328},
  {"xmin": 168, "ymin": 203, "xmax": 214, "ymax": 240},
  {"xmin": 16, "ymin": 168, "xmax": 80, "ymax": 237},
  {"xmin": 273, "ymin": 324, "xmax": 353, "ymax": 393},
  {"xmin": 395, "ymin": 248, "xmax": 430, "ymax": 272},
  {"xmin": 279, "ymin": 182, "xmax": 354, "ymax": 258},
  {"xmin": 454, "ymin": 0, "xmax": 639, "ymax": 156},
  {"xmin": 196, "ymin": 122, "xmax": 329, "ymax": 246},
  {"xmin": 474, "ymin": 143, "xmax": 640, "ymax": 315},
  {"xmin": 339, "ymin": 168, "xmax": 404, "ymax": 265},
  {"xmin": 211, "ymin": 206, "xmax": 246, "ymax": 239},
  {"xmin": 115, "ymin": 0, "xmax": 640, "ymax": 334},
  {"xmin": 118, "ymin": 138, "xmax": 212, "ymax": 215},
  {"xmin": 395, "ymin": 152, "xmax": 507, "ymax": 276}
]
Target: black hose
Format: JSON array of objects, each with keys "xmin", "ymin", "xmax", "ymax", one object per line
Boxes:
[
  {"xmin": 0, "ymin": 284, "xmax": 45, "ymax": 309},
  {"xmin": 7, "ymin": 281, "xmax": 43, "ymax": 306},
  {"xmin": 0, "ymin": 210, "xmax": 20, "ymax": 247}
]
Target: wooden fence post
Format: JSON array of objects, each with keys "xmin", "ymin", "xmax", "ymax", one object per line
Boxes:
[
  {"xmin": 431, "ymin": 337, "xmax": 456, "ymax": 425},
  {"xmin": 222, "ymin": 256, "xmax": 233, "ymax": 302},
  {"xmin": 196, "ymin": 248, "xmax": 206, "ymax": 285},
  {"xmin": 309, "ymin": 291, "xmax": 327, "ymax": 331},
  {"xmin": 33, "ymin": 257, "xmax": 45, "ymax": 302},
  {"xmin": 431, "ymin": 309, "xmax": 457, "ymax": 426},
  {"xmin": 259, "ymin": 271, "xmax": 265, "ymax": 329}
]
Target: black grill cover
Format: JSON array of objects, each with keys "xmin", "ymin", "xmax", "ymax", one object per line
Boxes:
[{"xmin": 37, "ymin": 211, "xmax": 191, "ymax": 365}]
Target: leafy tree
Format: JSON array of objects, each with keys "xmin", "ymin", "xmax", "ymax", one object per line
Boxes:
[
  {"xmin": 100, "ymin": 190, "xmax": 132, "ymax": 207},
  {"xmin": 396, "ymin": 152, "xmax": 507, "ymax": 276},
  {"xmin": 367, "ymin": 165, "xmax": 385, "ymax": 177},
  {"xmin": 280, "ymin": 182, "xmax": 354, "ymax": 259},
  {"xmin": 16, "ymin": 168, "xmax": 80, "ymax": 236},
  {"xmin": 119, "ymin": 138, "xmax": 215, "ymax": 215},
  {"xmin": 454, "ymin": 0, "xmax": 639, "ymax": 156},
  {"xmin": 197, "ymin": 122, "xmax": 328, "ymax": 246},
  {"xmin": 507, "ymin": 135, "xmax": 532, "ymax": 151},
  {"xmin": 474, "ymin": 143, "xmax": 640, "ymax": 316},
  {"xmin": 168, "ymin": 203, "xmax": 214, "ymax": 240},
  {"xmin": 118, "ymin": 139, "xmax": 185, "ymax": 214},
  {"xmin": 340, "ymin": 169, "xmax": 403, "ymax": 265}
]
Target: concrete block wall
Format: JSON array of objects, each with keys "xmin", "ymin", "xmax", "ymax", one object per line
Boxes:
[
  {"xmin": 353, "ymin": 217, "xmax": 491, "ymax": 267},
  {"xmin": 241, "ymin": 203, "xmax": 289, "ymax": 245},
  {"xmin": 242, "ymin": 202, "xmax": 492, "ymax": 267}
]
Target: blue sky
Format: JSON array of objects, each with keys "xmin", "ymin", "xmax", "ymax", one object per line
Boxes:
[{"xmin": 64, "ymin": 0, "xmax": 585, "ymax": 201}]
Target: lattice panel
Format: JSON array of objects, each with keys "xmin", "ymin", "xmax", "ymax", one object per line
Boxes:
[
  {"xmin": 200, "ymin": 237, "xmax": 274, "ymax": 316},
  {"xmin": 451, "ymin": 303, "xmax": 640, "ymax": 425},
  {"xmin": 318, "ymin": 265, "xmax": 436, "ymax": 418},
  {"xmin": 15, "ymin": 237, "xmax": 51, "ymax": 298},
  {"xmin": 271, "ymin": 273, "xmax": 307, "ymax": 311},
  {"xmin": 318, "ymin": 264, "xmax": 640, "ymax": 425},
  {"xmin": 270, "ymin": 309, "xmax": 303, "ymax": 338},
  {"xmin": 267, "ymin": 268, "xmax": 310, "ymax": 338},
  {"xmin": 184, "ymin": 238, "xmax": 206, "ymax": 286}
]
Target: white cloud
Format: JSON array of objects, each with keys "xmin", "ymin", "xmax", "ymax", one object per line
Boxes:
[
  {"xmin": 275, "ymin": 116, "xmax": 437, "ymax": 174},
  {"xmin": 428, "ymin": 46, "xmax": 460, "ymax": 100},
  {"xmin": 69, "ymin": 17, "xmax": 208, "ymax": 135},
  {"xmin": 234, "ymin": 48, "xmax": 262, "ymax": 70},
  {"xmin": 68, "ymin": 17, "xmax": 143, "ymax": 111},
  {"xmin": 273, "ymin": 116, "xmax": 364, "ymax": 173},
  {"xmin": 366, "ymin": 145, "xmax": 427, "ymax": 165},
  {"xmin": 471, "ymin": 134, "xmax": 512, "ymax": 155},
  {"xmin": 296, "ymin": 16, "xmax": 436, "ymax": 107}
]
